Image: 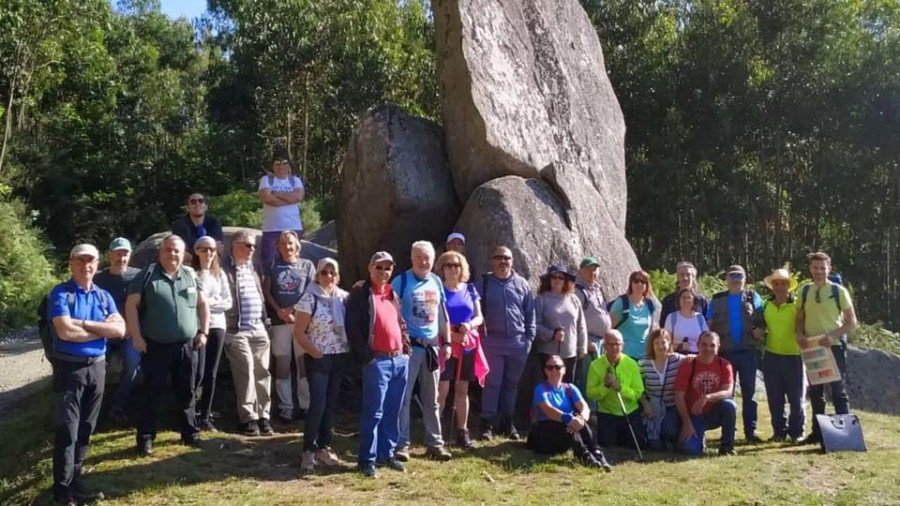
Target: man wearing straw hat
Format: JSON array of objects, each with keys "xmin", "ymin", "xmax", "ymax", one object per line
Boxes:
[{"xmin": 759, "ymin": 268, "xmax": 805, "ymax": 443}]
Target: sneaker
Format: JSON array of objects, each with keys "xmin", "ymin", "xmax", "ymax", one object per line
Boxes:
[
  {"xmin": 718, "ymin": 447, "xmax": 737, "ymax": 456},
  {"xmin": 240, "ymin": 420, "xmax": 260, "ymax": 437},
  {"xmin": 278, "ymin": 408, "xmax": 294, "ymax": 424},
  {"xmin": 394, "ymin": 445, "xmax": 410, "ymax": 462},
  {"xmin": 802, "ymin": 432, "xmax": 822, "ymax": 445},
  {"xmin": 53, "ymin": 494, "xmax": 76, "ymax": 506},
  {"xmin": 315, "ymin": 447, "xmax": 342, "ymax": 467},
  {"xmin": 455, "ymin": 429, "xmax": 475, "ymax": 451},
  {"xmin": 109, "ymin": 405, "xmax": 129, "ymax": 426},
  {"xmin": 300, "ymin": 451, "xmax": 316, "ymax": 475},
  {"xmin": 71, "ymin": 480, "xmax": 105, "ymax": 503},
  {"xmin": 424, "ymin": 445, "xmax": 452, "ymax": 462},
  {"xmin": 181, "ymin": 435, "xmax": 203, "ymax": 448},
  {"xmin": 507, "ymin": 424, "xmax": 521, "ymax": 441},
  {"xmin": 745, "ymin": 433, "xmax": 763, "ymax": 444},
  {"xmin": 136, "ymin": 439, "xmax": 153, "ymax": 457},
  {"xmin": 593, "ymin": 452, "xmax": 613, "ymax": 472},
  {"xmin": 358, "ymin": 462, "xmax": 378, "ymax": 478},
  {"xmin": 768, "ymin": 434, "xmax": 786, "ymax": 443},
  {"xmin": 198, "ymin": 418, "xmax": 218, "ymax": 432},
  {"xmin": 479, "ymin": 421, "xmax": 494, "ymax": 441},
  {"xmin": 791, "ymin": 434, "xmax": 809, "ymax": 445},
  {"xmin": 376, "ymin": 458, "xmax": 406, "ymax": 472},
  {"xmin": 258, "ymin": 418, "xmax": 275, "ymax": 436}
]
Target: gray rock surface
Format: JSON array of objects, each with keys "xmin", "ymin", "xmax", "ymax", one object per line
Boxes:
[
  {"xmin": 337, "ymin": 103, "xmax": 461, "ymax": 283},
  {"xmin": 845, "ymin": 345, "xmax": 900, "ymax": 415},
  {"xmin": 131, "ymin": 227, "xmax": 336, "ymax": 270},
  {"xmin": 455, "ymin": 175, "xmax": 639, "ymax": 298},
  {"xmin": 434, "ymin": 0, "xmax": 627, "ymax": 230}
]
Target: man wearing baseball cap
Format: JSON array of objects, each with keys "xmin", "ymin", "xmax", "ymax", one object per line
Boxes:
[
  {"xmin": 706, "ymin": 264, "xmax": 764, "ymax": 443},
  {"xmin": 445, "ymin": 232, "xmax": 466, "ymax": 254},
  {"xmin": 574, "ymin": 257, "xmax": 611, "ymax": 401},
  {"xmin": 346, "ymin": 251, "xmax": 412, "ymax": 477},
  {"xmin": 49, "ymin": 244, "xmax": 126, "ymax": 504},
  {"xmin": 94, "ymin": 237, "xmax": 142, "ymax": 425}
]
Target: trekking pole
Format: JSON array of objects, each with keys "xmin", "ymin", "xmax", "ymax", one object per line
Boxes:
[
  {"xmin": 610, "ymin": 366, "xmax": 644, "ymax": 461},
  {"xmin": 449, "ymin": 341, "xmax": 464, "ymax": 444}
]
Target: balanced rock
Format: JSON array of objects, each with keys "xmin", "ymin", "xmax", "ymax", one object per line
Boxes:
[
  {"xmin": 337, "ymin": 103, "xmax": 461, "ymax": 283},
  {"xmin": 131, "ymin": 227, "xmax": 336, "ymax": 270},
  {"xmin": 455, "ymin": 175, "xmax": 639, "ymax": 298},
  {"xmin": 845, "ymin": 345, "xmax": 900, "ymax": 415},
  {"xmin": 434, "ymin": 0, "xmax": 627, "ymax": 230}
]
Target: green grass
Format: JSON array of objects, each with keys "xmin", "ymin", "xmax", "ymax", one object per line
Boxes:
[{"xmin": 3, "ymin": 388, "xmax": 900, "ymax": 506}]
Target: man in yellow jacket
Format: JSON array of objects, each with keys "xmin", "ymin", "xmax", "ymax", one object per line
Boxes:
[{"xmin": 586, "ymin": 330, "xmax": 646, "ymax": 449}]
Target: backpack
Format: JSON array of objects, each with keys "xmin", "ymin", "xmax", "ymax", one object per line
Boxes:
[
  {"xmin": 670, "ymin": 310, "xmax": 706, "ymax": 332},
  {"xmin": 531, "ymin": 381, "xmax": 577, "ymax": 423},
  {"xmin": 573, "ymin": 284, "xmax": 592, "ymax": 311},
  {"xmin": 38, "ymin": 285, "xmax": 109, "ymax": 365},
  {"xmin": 267, "ymin": 174, "xmax": 299, "ymax": 190},
  {"xmin": 801, "ymin": 283, "xmax": 842, "ymax": 313},
  {"xmin": 396, "ymin": 270, "xmax": 443, "ymax": 300},
  {"xmin": 610, "ymin": 294, "xmax": 656, "ymax": 329}
]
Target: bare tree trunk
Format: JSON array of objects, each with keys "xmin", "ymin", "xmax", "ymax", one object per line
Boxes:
[
  {"xmin": 302, "ymin": 71, "xmax": 310, "ymax": 184},
  {"xmin": 0, "ymin": 74, "xmax": 18, "ymax": 179}
]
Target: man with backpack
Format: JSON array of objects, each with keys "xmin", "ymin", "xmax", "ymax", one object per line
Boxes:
[
  {"xmin": 706, "ymin": 265, "xmax": 764, "ymax": 443},
  {"xmin": 574, "ymin": 257, "xmax": 611, "ymax": 403},
  {"xmin": 127, "ymin": 234, "xmax": 210, "ymax": 456},
  {"xmin": 796, "ymin": 251, "xmax": 858, "ymax": 445},
  {"xmin": 47, "ymin": 243, "xmax": 126, "ymax": 505},
  {"xmin": 393, "ymin": 241, "xmax": 453, "ymax": 462}
]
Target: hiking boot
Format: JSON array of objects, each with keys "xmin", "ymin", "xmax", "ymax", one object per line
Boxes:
[
  {"xmin": 506, "ymin": 423, "xmax": 521, "ymax": 441},
  {"xmin": 198, "ymin": 418, "xmax": 218, "ymax": 432},
  {"xmin": 768, "ymin": 434, "xmax": 786, "ymax": 443},
  {"xmin": 745, "ymin": 433, "xmax": 763, "ymax": 444},
  {"xmin": 181, "ymin": 435, "xmax": 203, "ymax": 448},
  {"xmin": 71, "ymin": 479, "xmax": 105, "ymax": 503},
  {"xmin": 592, "ymin": 451, "xmax": 613, "ymax": 472},
  {"xmin": 376, "ymin": 458, "xmax": 406, "ymax": 472},
  {"xmin": 801, "ymin": 432, "xmax": 822, "ymax": 446},
  {"xmin": 394, "ymin": 445, "xmax": 410, "ymax": 462},
  {"xmin": 358, "ymin": 462, "xmax": 378, "ymax": 478},
  {"xmin": 315, "ymin": 447, "xmax": 342, "ymax": 467},
  {"xmin": 240, "ymin": 420, "xmax": 260, "ymax": 437},
  {"xmin": 718, "ymin": 447, "xmax": 737, "ymax": 456},
  {"xmin": 300, "ymin": 451, "xmax": 316, "ymax": 475},
  {"xmin": 425, "ymin": 445, "xmax": 452, "ymax": 462},
  {"xmin": 258, "ymin": 418, "xmax": 275, "ymax": 436},
  {"xmin": 278, "ymin": 408, "xmax": 294, "ymax": 424},
  {"xmin": 53, "ymin": 493, "xmax": 76, "ymax": 506},
  {"xmin": 455, "ymin": 429, "xmax": 475, "ymax": 451},
  {"xmin": 136, "ymin": 439, "xmax": 153, "ymax": 457},
  {"xmin": 479, "ymin": 421, "xmax": 494, "ymax": 441}
]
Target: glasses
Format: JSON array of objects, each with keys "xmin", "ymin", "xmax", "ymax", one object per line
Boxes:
[
  {"xmin": 238, "ymin": 242, "xmax": 256, "ymax": 250},
  {"xmin": 493, "ymin": 255, "xmax": 512, "ymax": 261},
  {"xmin": 443, "ymin": 263, "xmax": 461, "ymax": 269},
  {"xmin": 375, "ymin": 265, "xmax": 393, "ymax": 271},
  {"xmin": 727, "ymin": 273, "xmax": 745, "ymax": 280},
  {"xmin": 632, "ymin": 279, "xmax": 648, "ymax": 284},
  {"xmin": 274, "ymin": 160, "xmax": 289, "ymax": 166},
  {"xmin": 319, "ymin": 270, "xmax": 337, "ymax": 277},
  {"xmin": 195, "ymin": 247, "xmax": 215, "ymax": 254},
  {"xmin": 189, "ymin": 198, "xmax": 205, "ymax": 205},
  {"xmin": 545, "ymin": 365, "xmax": 563, "ymax": 371}
]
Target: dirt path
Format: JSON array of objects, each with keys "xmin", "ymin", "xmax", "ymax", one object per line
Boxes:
[{"xmin": 0, "ymin": 327, "xmax": 52, "ymax": 415}]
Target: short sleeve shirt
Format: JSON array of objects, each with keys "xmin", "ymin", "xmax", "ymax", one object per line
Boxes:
[
  {"xmin": 532, "ymin": 382, "xmax": 585, "ymax": 422},
  {"xmin": 48, "ymin": 280, "xmax": 119, "ymax": 357},
  {"xmin": 295, "ymin": 291, "xmax": 350, "ymax": 355},
  {"xmin": 259, "ymin": 175, "xmax": 304, "ymax": 232},
  {"xmin": 93, "ymin": 267, "xmax": 141, "ymax": 316},
  {"xmin": 664, "ymin": 311, "xmax": 709, "ymax": 353},
  {"xmin": 609, "ymin": 296, "xmax": 654, "ymax": 359},
  {"xmin": 444, "ymin": 283, "xmax": 479, "ymax": 326},
  {"xmin": 764, "ymin": 297, "xmax": 800, "ymax": 355},
  {"xmin": 391, "ymin": 271, "xmax": 446, "ymax": 342},
  {"xmin": 265, "ymin": 257, "xmax": 315, "ymax": 324},
  {"xmin": 797, "ymin": 282, "xmax": 853, "ymax": 337},
  {"xmin": 129, "ymin": 265, "xmax": 202, "ymax": 343},
  {"xmin": 674, "ymin": 357, "xmax": 733, "ymax": 415}
]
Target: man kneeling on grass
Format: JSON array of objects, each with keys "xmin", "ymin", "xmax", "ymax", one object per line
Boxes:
[{"xmin": 674, "ymin": 331, "xmax": 737, "ymax": 456}]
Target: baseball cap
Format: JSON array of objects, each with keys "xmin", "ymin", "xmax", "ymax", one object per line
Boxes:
[
  {"xmin": 446, "ymin": 232, "xmax": 466, "ymax": 244},
  {"xmin": 109, "ymin": 237, "xmax": 132, "ymax": 252},
  {"xmin": 70, "ymin": 244, "xmax": 100, "ymax": 259},
  {"xmin": 580, "ymin": 257, "xmax": 600, "ymax": 269},
  {"xmin": 369, "ymin": 251, "xmax": 395, "ymax": 265},
  {"xmin": 726, "ymin": 265, "xmax": 746, "ymax": 276}
]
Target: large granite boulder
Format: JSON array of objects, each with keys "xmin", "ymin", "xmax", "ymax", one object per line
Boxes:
[
  {"xmin": 131, "ymin": 227, "xmax": 336, "ymax": 270},
  {"xmin": 455, "ymin": 174, "xmax": 639, "ymax": 298},
  {"xmin": 434, "ymin": 0, "xmax": 628, "ymax": 230},
  {"xmin": 337, "ymin": 103, "xmax": 461, "ymax": 284},
  {"xmin": 845, "ymin": 345, "xmax": 900, "ymax": 415}
]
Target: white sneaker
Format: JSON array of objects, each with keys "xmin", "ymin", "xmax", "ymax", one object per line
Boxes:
[
  {"xmin": 315, "ymin": 447, "xmax": 341, "ymax": 467},
  {"xmin": 300, "ymin": 451, "xmax": 316, "ymax": 475}
]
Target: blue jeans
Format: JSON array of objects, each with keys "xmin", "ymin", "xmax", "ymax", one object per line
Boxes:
[
  {"xmin": 106, "ymin": 338, "xmax": 141, "ymax": 407},
  {"xmin": 596, "ymin": 410, "xmax": 647, "ymax": 449},
  {"xmin": 304, "ymin": 353, "xmax": 349, "ymax": 452},
  {"xmin": 358, "ymin": 355, "xmax": 408, "ymax": 464},
  {"xmin": 721, "ymin": 350, "xmax": 757, "ymax": 436},
  {"xmin": 679, "ymin": 398, "xmax": 737, "ymax": 455},
  {"xmin": 646, "ymin": 406, "xmax": 681, "ymax": 451},
  {"xmin": 763, "ymin": 352, "xmax": 805, "ymax": 439},
  {"xmin": 480, "ymin": 348, "xmax": 528, "ymax": 424},
  {"xmin": 809, "ymin": 343, "xmax": 850, "ymax": 437}
]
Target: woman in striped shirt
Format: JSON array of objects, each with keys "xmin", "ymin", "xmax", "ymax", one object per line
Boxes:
[{"xmin": 638, "ymin": 329, "xmax": 686, "ymax": 451}]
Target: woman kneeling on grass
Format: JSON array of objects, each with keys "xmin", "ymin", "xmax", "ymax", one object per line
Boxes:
[
  {"xmin": 293, "ymin": 258, "xmax": 350, "ymax": 475},
  {"xmin": 527, "ymin": 355, "xmax": 611, "ymax": 471}
]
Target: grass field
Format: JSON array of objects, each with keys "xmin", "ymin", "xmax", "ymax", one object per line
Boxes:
[{"xmin": 2, "ymin": 386, "xmax": 899, "ymax": 506}]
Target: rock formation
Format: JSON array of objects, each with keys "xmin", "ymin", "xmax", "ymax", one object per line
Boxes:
[
  {"xmin": 845, "ymin": 345, "xmax": 900, "ymax": 415},
  {"xmin": 336, "ymin": 103, "xmax": 461, "ymax": 283}
]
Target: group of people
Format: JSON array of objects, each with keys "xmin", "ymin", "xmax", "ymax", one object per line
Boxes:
[{"xmin": 44, "ymin": 153, "xmax": 859, "ymax": 505}]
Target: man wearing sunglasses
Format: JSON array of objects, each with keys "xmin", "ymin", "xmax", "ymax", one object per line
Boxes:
[
  {"xmin": 707, "ymin": 265, "xmax": 764, "ymax": 443},
  {"xmin": 477, "ymin": 246, "xmax": 536, "ymax": 441},
  {"xmin": 171, "ymin": 193, "xmax": 224, "ymax": 263}
]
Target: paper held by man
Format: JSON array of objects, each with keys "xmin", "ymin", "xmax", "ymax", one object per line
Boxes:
[{"xmin": 801, "ymin": 335, "xmax": 843, "ymax": 385}]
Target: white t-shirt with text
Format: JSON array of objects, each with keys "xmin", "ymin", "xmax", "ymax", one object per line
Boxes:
[{"xmin": 259, "ymin": 174, "xmax": 304, "ymax": 232}]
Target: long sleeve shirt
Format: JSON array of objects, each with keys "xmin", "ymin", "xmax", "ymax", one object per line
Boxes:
[
  {"xmin": 533, "ymin": 292, "xmax": 587, "ymax": 359},
  {"xmin": 586, "ymin": 354, "xmax": 644, "ymax": 416},
  {"xmin": 478, "ymin": 272, "xmax": 536, "ymax": 354}
]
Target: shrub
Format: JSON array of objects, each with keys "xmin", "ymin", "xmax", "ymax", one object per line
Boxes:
[
  {"xmin": 208, "ymin": 189, "xmax": 322, "ymax": 234},
  {"xmin": 0, "ymin": 199, "xmax": 60, "ymax": 330},
  {"xmin": 647, "ymin": 269, "xmax": 725, "ymax": 299}
]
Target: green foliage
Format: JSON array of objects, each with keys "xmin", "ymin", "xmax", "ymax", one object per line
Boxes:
[
  {"xmin": 648, "ymin": 269, "xmax": 726, "ymax": 299},
  {"xmin": 850, "ymin": 322, "xmax": 900, "ymax": 357},
  {"xmin": 208, "ymin": 189, "xmax": 322, "ymax": 234},
  {"xmin": 0, "ymin": 199, "xmax": 59, "ymax": 330}
]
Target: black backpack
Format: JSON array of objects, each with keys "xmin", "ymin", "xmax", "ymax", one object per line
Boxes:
[
  {"xmin": 38, "ymin": 286, "xmax": 109, "ymax": 365},
  {"xmin": 609, "ymin": 294, "xmax": 656, "ymax": 329}
]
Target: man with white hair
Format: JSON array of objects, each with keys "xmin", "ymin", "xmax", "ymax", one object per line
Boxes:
[{"xmin": 393, "ymin": 241, "xmax": 453, "ymax": 462}]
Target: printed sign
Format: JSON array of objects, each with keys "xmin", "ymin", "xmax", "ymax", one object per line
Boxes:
[{"xmin": 801, "ymin": 336, "xmax": 842, "ymax": 385}]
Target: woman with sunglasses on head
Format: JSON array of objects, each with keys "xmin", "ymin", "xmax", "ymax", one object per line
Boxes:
[
  {"xmin": 293, "ymin": 258, "xmax": 350, "ymax": 475},
  {"xmin": 609, "ymin": 270, "xmax": 661, "ymax": 360},
  {"xmin": 192, "ymin": 236, "xmax": 232, "ymax": 431},
  {"xmin": 527, "ymin": 355, "xmax": 611, "ymax": 470},
  {"xmin": 434, "ymin": 251, "xmax": 489, "ymax": 451},
  {"xmin": 533, "ymin": 265, "xmax": 588, "ymax": 383}
]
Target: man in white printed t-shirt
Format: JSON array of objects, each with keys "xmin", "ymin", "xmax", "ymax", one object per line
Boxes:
[{"xmin": 258, "ymin": 150, "xmax": 305, "ymax": 265}]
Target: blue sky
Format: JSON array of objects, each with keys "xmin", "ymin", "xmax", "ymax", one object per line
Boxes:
[{"xmin": 110, "ymin": 0, "xmax": 208, "ymax": 20}]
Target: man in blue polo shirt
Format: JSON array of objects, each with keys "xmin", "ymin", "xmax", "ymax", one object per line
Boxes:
[
  {"xmin": 392, "ymin": 240, "xmax": 453, "ymax": 462},
  {"xmin": 49, "ymin": 243, "xmax": 126, "ymax": 505}
]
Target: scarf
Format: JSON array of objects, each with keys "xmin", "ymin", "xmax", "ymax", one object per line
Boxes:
[{"xmin": 305, "ymin": 281, "xmax": 348, "ymax": 336}]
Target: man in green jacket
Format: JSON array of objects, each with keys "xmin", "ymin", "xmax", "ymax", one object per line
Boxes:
[{"xmin": 586, "ymin": 330, "xmax": 646, "ymax": 449}]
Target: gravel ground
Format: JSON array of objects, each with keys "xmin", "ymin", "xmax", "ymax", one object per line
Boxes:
[{"xmin": 0, "ymin": 326, "xmax": 52, "ymax": 414}]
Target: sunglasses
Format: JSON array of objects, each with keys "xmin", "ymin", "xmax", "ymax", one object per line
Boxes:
[
  {"xmin": 189, "ymin": 198, "xmax": 205, "ymax": 205},
  {"xmin": 727, "ymin": 273, "xmax": 745, "ymax": 280},
  {"xmin": 493, "ymin": 255, "xmax": 512, "ymax": 261},
  {"xmin": 632, "ymin": 279, "xmax": 648, "ymax": 284},
  {"xmin": 238, "ymin": 242, "xmax": 256, "ymax": 250},
  {"xmin": 545, "ymin": 365, "xmax": 564, "ymax": 371},
  {"xmin": 319, "ymin": 270, "xmax": 337, "ymax": 276},
  {"xmin": 375, "ymin": 265, "xmax": 393, "ymax": 271},
  {"xmin": 195, "ymin": 247, "xmax": 215, "ymax": 254},
  {"xmin": 443, "ymin": 263, "xmax": 461, "ymax": 269}
]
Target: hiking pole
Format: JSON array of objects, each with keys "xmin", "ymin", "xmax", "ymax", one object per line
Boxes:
[
  {"xmin": 615, "ymin": 389, "xmax": 645, "ymax": 461},
  {"xmin": 449, "ymin": 341, "xmax": 463, "ymax": 444}
]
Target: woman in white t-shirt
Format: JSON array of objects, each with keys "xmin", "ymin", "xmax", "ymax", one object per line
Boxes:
[
  {"xmin": 663, "ymin": 287, "xmax": 709, "ymax": 354},
  {"xmin": 258, "ymin": 152, "xmax": 305, "ymax": 264}
]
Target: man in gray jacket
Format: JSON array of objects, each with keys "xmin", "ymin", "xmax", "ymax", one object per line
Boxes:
[
  {"xmin": 478, "ymin": 246, "xmax": 536, "ymax": 441},
  {"xmin": 574, "ymin": 257, "xmax": 611, "ymax": 402}
]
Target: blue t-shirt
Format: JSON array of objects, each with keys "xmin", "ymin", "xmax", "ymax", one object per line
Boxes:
[
  {"xmin": 707, "ymin": 291, "xmax": 763, "ymax": 348},
  {"xmin": 48, "ymin": 280, "xmax": 119, "ymax": 357},
  {"xmin": 610, "ymin": 296, "xmax": 654, "ymax": 359},
  {"xmin": 445, "ymin": 283, "xmax": 479, "ymax": 326},
  {"xmin": 532, "ymin": 382, "xmax": 585, "ymax": 422},
  {"xmin": 391, "ymin": 270, "xmax": 446, "ymax": 342}
]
